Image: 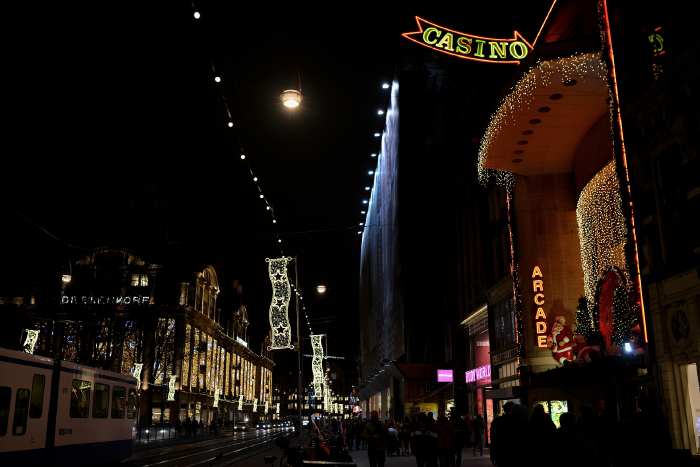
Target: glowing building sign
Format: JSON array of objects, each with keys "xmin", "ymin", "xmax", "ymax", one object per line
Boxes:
[
  {"xmin": 238, "ymin": 394, "xmax": 244, "ymax": 411},
  {"xmin": 437, "ymin": 369, "xmax": 454, "ymax": 382},
  {"xmin": 465, "ymin": 365, "xmax": 491, "ymax": 383},
  {"xmin": 61, "ymin": 295, "xmax": 150, "ymax": 305},
  {"xmin": 402, "ymin": 16, "xmax": 533, "ymax": 64},
  {"xmin": 532, "ymin": 266, "xmax": 548, "ymax": 348}
]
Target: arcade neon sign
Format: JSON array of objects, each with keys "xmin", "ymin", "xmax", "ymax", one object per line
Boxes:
[{"xmin": 402, "ymin": 16, "xmax": 533, "ymax": 64}]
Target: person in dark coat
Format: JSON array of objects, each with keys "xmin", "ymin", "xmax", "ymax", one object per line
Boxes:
[
  {"xmin": 362, "ymin": 411, "xmax": 387, "ymax": 467},
  {"xmin": 471, "ymin": 414, "xmax": 485, "ymax": 457}
]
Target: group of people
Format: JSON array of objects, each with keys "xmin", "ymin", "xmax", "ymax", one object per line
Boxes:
[
  {"xmin": 349, "ymin": 410, "xmax": 487, "ymax": 467},
  {"xmin": 489, "ymin": 399, "xmax": 678, "ymax": 467},
  {"xmin": 174, "ymin": 416, "xmax": 221, "ymax": 437}
]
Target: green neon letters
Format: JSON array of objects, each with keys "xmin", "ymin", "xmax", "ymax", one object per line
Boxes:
[{"xmin": 403, "ymin": 17, "xmax": 533, "ymax": 64}]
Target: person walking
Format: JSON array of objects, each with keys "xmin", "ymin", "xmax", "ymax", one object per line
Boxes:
[
  {"xmin": 436, "ymin": 415, "xmax": 455, "ymax": 467},
  {"xmin": 471, "ymin": 414, "xmax": 485, "ymax": 457},
  {"xmin": 362, "ymin": 411, "xmax": 388, "ymax": 467},
  {"xmin": 452, "ymin": 413, "xmax": 468, "ymax": 467}
]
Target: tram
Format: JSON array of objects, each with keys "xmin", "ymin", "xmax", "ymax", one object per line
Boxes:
[{"xmin": 0, "ymin": 347, "xmax": 138, "ymax": 466}]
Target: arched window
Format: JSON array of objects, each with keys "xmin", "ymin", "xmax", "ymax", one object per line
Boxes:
[{"xmin": 197, "ymin": 266, "xmax": 220, "ymax": 321}]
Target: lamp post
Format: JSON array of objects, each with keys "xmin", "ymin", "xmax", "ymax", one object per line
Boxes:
[{"xmin": 294, "ymin": 257, "xmax": 303, "ymax": 432}]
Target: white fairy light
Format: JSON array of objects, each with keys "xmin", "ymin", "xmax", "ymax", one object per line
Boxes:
[
  {"xmin": 478, "ymin": 52, "xmax": 607, "ymax": 187},
  {"xmin": 240, "ymin": 154, "xmax": 246, "ymax": 160},
  {"xmin": 133, "ymin": 363, "xmax": 143, "ymax": 383},
  {"xmin": 371, "ymin": 153, "xmax": 377, "ymax": 158},
  {"xmin": 214, "ymin": 76, "xmax": 221, "ymax": 83},
  {"xmin": 253, "ymin": 177, "xmax": 258, "ymax": 182},
  {"xmin": 373, "ymin": 133, "xmax": 380, "ymax": 138},
  {"xmin": 228, "ymin": 122, "xmax": 234, "ymax": 128},
  {"xmin": 368, "ymin": 170, "xmax": 374, "ymax": 175},
  {"xmin": 259, "ymin": 194, "xmax": 264, "ymax": 199},
  {"xmin": 266, "ymin": 257, "xmax": 294, "ymax": 349},
  {"xmin": 167, "ymin": 375, "xmax": 177, "ymax": 401},
  {"xmin": 23, "ymin": 329, "xmax": 39, "ymax": 354},
  {"xmin": 576, "ymin": 160, "xmax": 628, "ymax": 304},
  {"xmin": 193, "ymin": 11, "xmax": 201, "ymax": 19}
]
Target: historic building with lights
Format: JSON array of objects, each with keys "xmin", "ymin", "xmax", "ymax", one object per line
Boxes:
[{"xmin": 1, "ymin": 247, "xmax": 274, "ymax": 428}]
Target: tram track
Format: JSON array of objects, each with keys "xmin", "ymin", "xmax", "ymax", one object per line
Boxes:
[{"xmin": 126, "ymin": 429, "xmax": 288, "ymax": 467}]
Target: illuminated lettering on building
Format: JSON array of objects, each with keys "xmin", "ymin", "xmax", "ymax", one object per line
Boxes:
[
  {"xmin": 60, "ymin": 295, "xmax": 151, "ymax": 305},
  {"xmin": 402, "ymin": 16, "xmax": 533, "ymax": 65},
  {"xmin": 465, "ymin": 365, "xmax": 491, "ymax": 383},
  {"xmin": 532, "ymin": 266, "xmax": 548, "ymax": 348}
]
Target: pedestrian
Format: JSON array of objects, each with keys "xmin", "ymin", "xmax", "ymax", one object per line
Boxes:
[
  {"xmin": 471, "ymin": 414, "xmax": 484, "ymax": 457},
  {"xmin": 400, "ymin": 422, "xmax": 412, "ymax": 456},
  {"xmin": 387, "ymin": 422, "xmax": 400, "ymax": 456},
  {"xmin": 527, "ymin": 403, "xmax": 555, "ymax": 460},
  {"xmin": 452, "ymin": 413, "xmax": 468, "ymax": 467},
  {"xmin": 424, "ymin": 413, "xmax": 439, "ymax": 467},
  {"xmin": 362, "ymin": 411, "xmax": 387, "ymax": 467},
  {"xmin": 184, "ymin": 416, "xmax": 192, "ymax": 437},
  {"xmin": 436, "ymin": 415, "xmax": 455, "ymax": 467}
]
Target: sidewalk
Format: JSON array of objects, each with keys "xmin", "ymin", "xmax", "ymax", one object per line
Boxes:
[{"xmin": 350, "ymin": 449, "xmax": 492, "ymax": 467}]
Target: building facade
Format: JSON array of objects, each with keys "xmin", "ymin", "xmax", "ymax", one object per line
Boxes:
[{"xmin": 3, "ymin": 248, "xmax": 274, "ymax": 428}]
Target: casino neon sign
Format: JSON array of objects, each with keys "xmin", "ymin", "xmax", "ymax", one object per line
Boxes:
[{"xmin": 402, "ymin": 16, "xmax": 533, "ymax": 64}]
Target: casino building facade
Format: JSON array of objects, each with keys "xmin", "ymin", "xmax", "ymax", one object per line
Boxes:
[{"xmin": 477, "ymin": 0, "xmax": 653, "ymax": 420}]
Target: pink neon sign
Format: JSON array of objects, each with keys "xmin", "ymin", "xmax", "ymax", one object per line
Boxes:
[
  {"xmin": 465, "ymin": 365, "xmax": 491, "ymax": 383},
  {"xmin": 437, "ymin": 369, "xmax": 454, "ymax": 382}
]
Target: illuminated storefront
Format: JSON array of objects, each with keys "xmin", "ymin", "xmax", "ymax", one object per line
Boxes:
[{"xmin": 477, "ymin": 0, "xmax": 651, "ymax": 419}]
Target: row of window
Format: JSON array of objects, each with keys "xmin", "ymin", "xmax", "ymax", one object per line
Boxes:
[
  {"xmin": 0, "ymin": 376, "xmax": 139, "ymax": 438},
  {"xmin": 70, "ymin": 379, "xmax": 137, "ymax": 420},
  {"xmin": 0, "ymin": 375, "xmax": 45, "ymax": 436}
]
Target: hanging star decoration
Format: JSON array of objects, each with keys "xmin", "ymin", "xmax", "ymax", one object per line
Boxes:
[
  {"xmin": 167, "ymin": 375, "xmax": 177, "ymax": 402},
  {"xmin": 266, "ymin": 257, "xmax": 294, "ymax": 349},
  {"xmin": 23, "ymin": 329, "xmax": 40, "ymax": 354},
  {"xmin": 133, "ymin": 363, "xmax": 144, "ymax": 384},
  {"xmin": 311, "ymin": 335, "xmax": 325, "ymax": 399}
]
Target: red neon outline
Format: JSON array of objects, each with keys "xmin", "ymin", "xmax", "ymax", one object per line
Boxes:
[
  {"xmin": 401, "ymin": 16, "xmax": 533, "ymax": 65},
  {"xmin": 602, "ymin": 0, "xmax": 649, "ymax": 344},
  {"xmin": 532, "ymin": 0, "xmax": 558, "ymax": 47}
]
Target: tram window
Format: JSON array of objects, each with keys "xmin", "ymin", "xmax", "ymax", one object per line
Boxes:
[
  {"xmin": 0, "ymin": 386, "xmax": 10, "ymax": 436},
  {"xmin": 111, "ymin": 386, "xmax": 126, "ymax": 418},
  {"xmin": 92, "ymin": 383, "xmax": 109, "ymax": 418},
  {"xmin": 70, "ymin": 379, "xmax": 91, "ymax": 418},
  {"xmin": 13, "ymin": 388, "xmax": 30, "ymax": 436},
  {"xmin": 29, "ymin": 374, "xmax": 45, "ymax": 418},
  {"xmin": 127, "ymin": 388, "xmax": 137, "ymax": 419}
]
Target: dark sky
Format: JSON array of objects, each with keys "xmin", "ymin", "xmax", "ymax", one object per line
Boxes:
[{"xmin": 2, "ymin": 3, "xmax": 553, "ymax": 358}]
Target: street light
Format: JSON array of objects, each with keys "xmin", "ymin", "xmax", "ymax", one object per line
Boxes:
[
  {"xmin": 281, "ymin": 89, "xmax": 302, "ymax": 110},
  {"xmin": 316, "ymin": 284, "xmax": 327, "ymax": 295}
]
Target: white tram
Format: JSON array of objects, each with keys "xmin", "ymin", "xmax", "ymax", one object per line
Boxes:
[{"xmin": 0, "ymin": 347, "xmax": 138, "ymax": 466}]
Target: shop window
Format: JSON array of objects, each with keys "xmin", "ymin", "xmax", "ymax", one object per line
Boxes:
[
  {"xmin": 29, "ymin": 374, "xmax": 44, "ymax": 418},
  {"xmin": 0, "ymin": 386, "xmax": 11, "ymax": 436},
  {"xmin": 12, "ymin": 388, "xmax": 30, "ymax": 435},
  {"xmin": 70, "ymin": 380, "xmax": 91, "ymax": 418},
  {"xmin": 111, "ymin": 386, "xmax": 126, "ymax": 418}
]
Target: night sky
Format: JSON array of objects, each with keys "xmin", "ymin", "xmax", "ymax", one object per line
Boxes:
[{"xmin": 2, "ymin": 3, "xmax": 553, "ymax": 359}]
